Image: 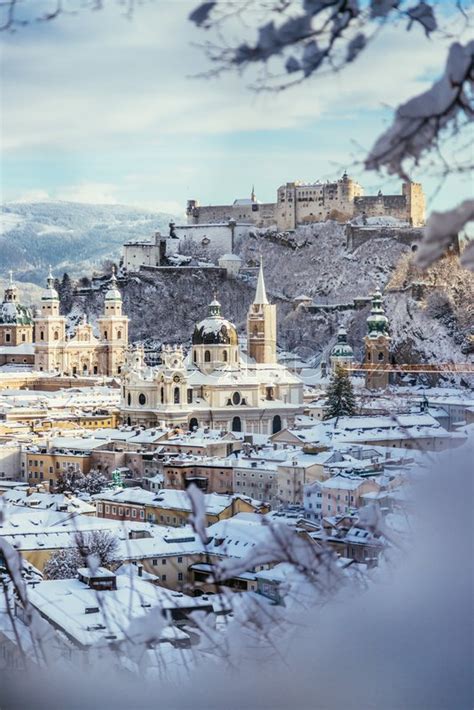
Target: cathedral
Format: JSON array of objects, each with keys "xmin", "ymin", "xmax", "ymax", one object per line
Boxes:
[
  {"xmin": 0, "ymin": 269, "xmax": 129, "ymax": 376},
  {"xmin": 121, "ymin": 263, "xmax": 304, "ymax": 434}
]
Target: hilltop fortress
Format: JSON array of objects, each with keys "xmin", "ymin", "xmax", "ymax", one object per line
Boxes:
[{"xmin": 187, "ymin": 173, "xmax": 425, "ymax": 230}]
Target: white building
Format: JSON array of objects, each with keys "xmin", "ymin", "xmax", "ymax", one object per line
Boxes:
[{"xmin": 121, "ymin": 263, "xmax": 304, "ymax": 434}]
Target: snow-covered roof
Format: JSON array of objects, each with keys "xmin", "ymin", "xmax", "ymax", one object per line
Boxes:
[{"xmin": 27, "ymin": 574, "xmax": 212, "ymax": 648}]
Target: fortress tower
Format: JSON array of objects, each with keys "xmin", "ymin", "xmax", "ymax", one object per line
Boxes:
[
  {"xmin": 402, "ymin": 181, "xmax": 425, "ymax": 227},
  {"xmin": 247, "ymin": 261, "xmax": 277, "ymax": 365}
]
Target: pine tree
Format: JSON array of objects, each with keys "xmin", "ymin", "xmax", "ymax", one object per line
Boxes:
[{"xmin": 323, "ymin": 364, "xmax": 356, "ymax": 421}]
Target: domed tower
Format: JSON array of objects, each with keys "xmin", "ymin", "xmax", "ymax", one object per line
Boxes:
[
  {"xmin": 98, "ymin": 270, "xmax": 129, "ymax": 375},
  {"xmin": 0, "ymin": 271, "xmax": 34, "ymax": 346},
  {"xmin": 364, "ymin": 286, "xmax": 391, "ymax": 390},
  {"xmin": 247, "ymin": 260, "xmax": 276, "ymax": 364},
  {"xmin": 192, "ymin": 297, "xmax": 239, "ymax": 372},
  {"xmin": 330, "ymin": 324, "xmax": 354, "ymax": 371},
  {"xmin": 34, "ymin": 267, "xmax": 66, "ymax": 372}
]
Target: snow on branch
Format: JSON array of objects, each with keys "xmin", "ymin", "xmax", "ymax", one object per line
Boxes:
[
  {"xmin": 187, "ymin": 483, "xmax": 208, "ymax": 542},
  {"xmin": 365, "ymin": 40, "xmax": 474, "ymax": 179},
  {"xmin": 415, "ymin": 198, "xmax": 474, "ymax": 270}
]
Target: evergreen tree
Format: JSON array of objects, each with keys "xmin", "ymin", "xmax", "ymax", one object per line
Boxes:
[{"xmin": 323, "ymin": 364, "xmax": 356, "ymax": 421}]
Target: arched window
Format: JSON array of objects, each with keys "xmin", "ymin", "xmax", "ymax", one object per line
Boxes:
[
  {"xmin": 174, "ymin": 387, "xmax": 180, "ymax": 404},
  {"xmin": 93, "ymin": 366, "xmax": 98, "ymax": 375},
  {"xmin": 83, "ymin": 363, "xmax": 88, "ymax": 373},
  {"xmin": 204, "ymin": 350, "xmax": 211, "ymax": 363},
  {"xmin": 139, "ymin": 393, "xmax": 146, "ymax": 405},
  {"xmin": 54, "ymin": 331, "xmax": 59, "ymax": 340},
  {"xmin": 367, "ymin": 352, "xmax": 371, "ymax": 361},
  {"xmin": 231, "ymin": 416, "xmax": 242, "ymax": 433},
  {"xmin": 160, "ymin": 386, "xmax": 164, "ymax": 404},
  {"xmin": 223, "ymin": 350, "xmax": 228, "ymax": 362},
  {"xmin": 378, "ymin": 352, "xmax": 384, "ymax": 361},
  {"xmin": 189, "ymin": 417, "xmax": 198, "ymax": 431},
  {"xmin": 127, "ymin": 393, "xmax": 131, "ymax": 406},
  {"xmin": 40, "ymin": 331, "xmax": 44, "ymax": 341},
  {"xmin": 117, "ymin": 330, "xmax": 122, "ymax": 340},
  {"xmin": 272, "ymin": 415, "xmax": 282, "ymax": 434},
  {"xmin": 104, "ymin": 330, "xmax": 108, "ymax": 341},
  {"xmin": 187, "ymin": 389, "xmax": 193, "ymax": 404}
]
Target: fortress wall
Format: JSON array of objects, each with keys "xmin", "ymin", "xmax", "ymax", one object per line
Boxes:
[{"xmin": 345, "ymin": 225, "xmax": 424, "ymax": 250}]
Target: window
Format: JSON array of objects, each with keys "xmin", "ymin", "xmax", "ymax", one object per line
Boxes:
[
  {"xmin": 54, "ymin": 331, "xmax": 59, "ymax": 340},
  {"xmin": 232, "ymin": 416, "xmax": 242, "ymax": 432},
  {"xmin": 232, "ymin": 392, "xmax": 241, "ymax": 405},
  {"xmin": 138, "ymin": 393, "xmax": 146, "ymax": 406},
  {"xmin": 5, "ymin": 333, "xmax": 10, "ymax": 343},
  {"xmin": 112, "ymin": 506, "xmax": 116, "ymax": 515},
  {"xmin": 160, "ymin": 386, "xmax": 164, "ymax": 404},
  {"xmin": 177, "ymin": 556, "xmax": 183, "ymax": 563},
  {"xmin": 132, "ymin": 509, "xmax": 137, "ymax": 518},
  {"xmin": 153, "ymin": 559, "xmax": 157, "ymax": 566},
  {"xmin": 223, "ymin": 350, "xmax": 228, "ymax": 362},
  {"xmin": 204, "ymin": 350, "xmax": 211, "ymax": 362},
  {"xmin": 178, "ymin": 573, "xmax": 183, "ymax": 581},
  {"xmin": 187, "ymin": 389, "xmax": 193, "ymax": 404},
  {"xmin": 162, "ymin": 574, "xmax": 167, "ymax": 582},
  {"xmin": 162, "ymin": 559, "xmax": 167, "ymax": 565},
  {"xmin": 174, "ymin": 387, "xmax": 180, "ymax": 404},
  {"xmin": 117, "ymin": 330, "xmax": 122, "ymax": 340}
]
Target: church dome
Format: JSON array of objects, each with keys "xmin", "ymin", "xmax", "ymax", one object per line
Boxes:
[
  {"xmin": 104, "ymin": 271, "xmax": 122, "ymax": 301},
  {"xmin": 0, "ymin": 301, "xmax": 33, "ymax": 326},
  {"xmin": 41, "ymin": 266, "xmax": 59, "ymax": 301},
  {"xmin": 192, "ymin": 299, "xmax": 238, "ymax": 345},
  {"xmin": 331, "ymin": 325, "xmax": 353, "ymax": 358}
]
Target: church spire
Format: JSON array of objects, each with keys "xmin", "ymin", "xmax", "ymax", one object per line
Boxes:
[
  {"xmin": 251, "ymin": 185, "xmax": 256, "ymax": 202},
  {"xmin": 254, "ymin": 258, "xmax": 269, "ymax": 305}
]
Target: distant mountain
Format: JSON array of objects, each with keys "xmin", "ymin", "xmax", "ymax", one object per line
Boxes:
[{"xmin": 0, "ymin": 201, "xmax": 178, "ymax": 285}]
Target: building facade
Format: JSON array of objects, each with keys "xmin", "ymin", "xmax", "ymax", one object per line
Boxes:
[
  {"xmin": 187, "ymin": 176, "xmax": 425, "ymax": 230},
  {"xmin": 34, "ymin": 269, "xmax": 129, "ymax": 376},
  {"xmin": 121, "ymin": 263, "xmax": 304, "ymax": 433}
]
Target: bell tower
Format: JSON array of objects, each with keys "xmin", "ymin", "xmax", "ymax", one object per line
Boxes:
[
  {"xmin": 34, "ymin": 267, "xmax": 67, "ymax": 372},
  {"xmin": 98, "ymin": 270, "xmax": 129, "ymax": 376},
  {"xmin": 247, "ymin": 260, "xmax": 277, "ymax": 365},
  {"xmin": 364, "ymin": 286, "xmax": 391, "ymax": 390}
]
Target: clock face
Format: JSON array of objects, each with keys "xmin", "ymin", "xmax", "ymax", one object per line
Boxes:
[{"xmin": 173, "ymin": 375, "xmax": 181, "ymax": 383}]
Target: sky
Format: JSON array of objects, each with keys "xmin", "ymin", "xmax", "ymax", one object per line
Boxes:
[{"xmin": 0, "ymin": 1, "xmax": 472, "ymax": 218}]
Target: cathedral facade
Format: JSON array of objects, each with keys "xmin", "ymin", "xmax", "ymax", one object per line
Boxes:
[
  {"xmin": 34, "ymin": 269, "xmax": 129, "ymax": 376},
  {"xmin": 0, "ymin": 269, "xmax": 129, "ymax": 375},
  {"xmin": 121, "ymin": 264, "xmax": 304, "ymax": 434}
]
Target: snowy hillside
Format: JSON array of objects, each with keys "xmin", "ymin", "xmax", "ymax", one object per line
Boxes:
[
  {"xmin": 59, "ymin": 219, "xmax": 473, "ymax": 374},
  {"xmin": 0, "ymin": 202, "xmax": 177, "ymax": 284}
]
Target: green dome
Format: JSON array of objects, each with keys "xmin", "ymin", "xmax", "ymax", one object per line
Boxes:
[
  {"xmin": 367, "ymin": 288, "xmax": 389, "ymax": 336},
  {"xmin": 331, "ymin": 325, "xmax": 354, "ymax": 358}
]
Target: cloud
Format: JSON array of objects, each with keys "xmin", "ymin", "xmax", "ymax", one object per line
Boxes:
[{"xmin": 0, "ymin": 3, "xmax": 458, "ymax": 152}]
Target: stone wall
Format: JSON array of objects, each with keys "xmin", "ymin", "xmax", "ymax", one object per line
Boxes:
[
  {"xmin": 186, "ymin": 201, "xmax": 277, "ymax": 228},
  {"xmin": 345, "ymin": 225, "xmax": 424, "ymax": 250}
]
